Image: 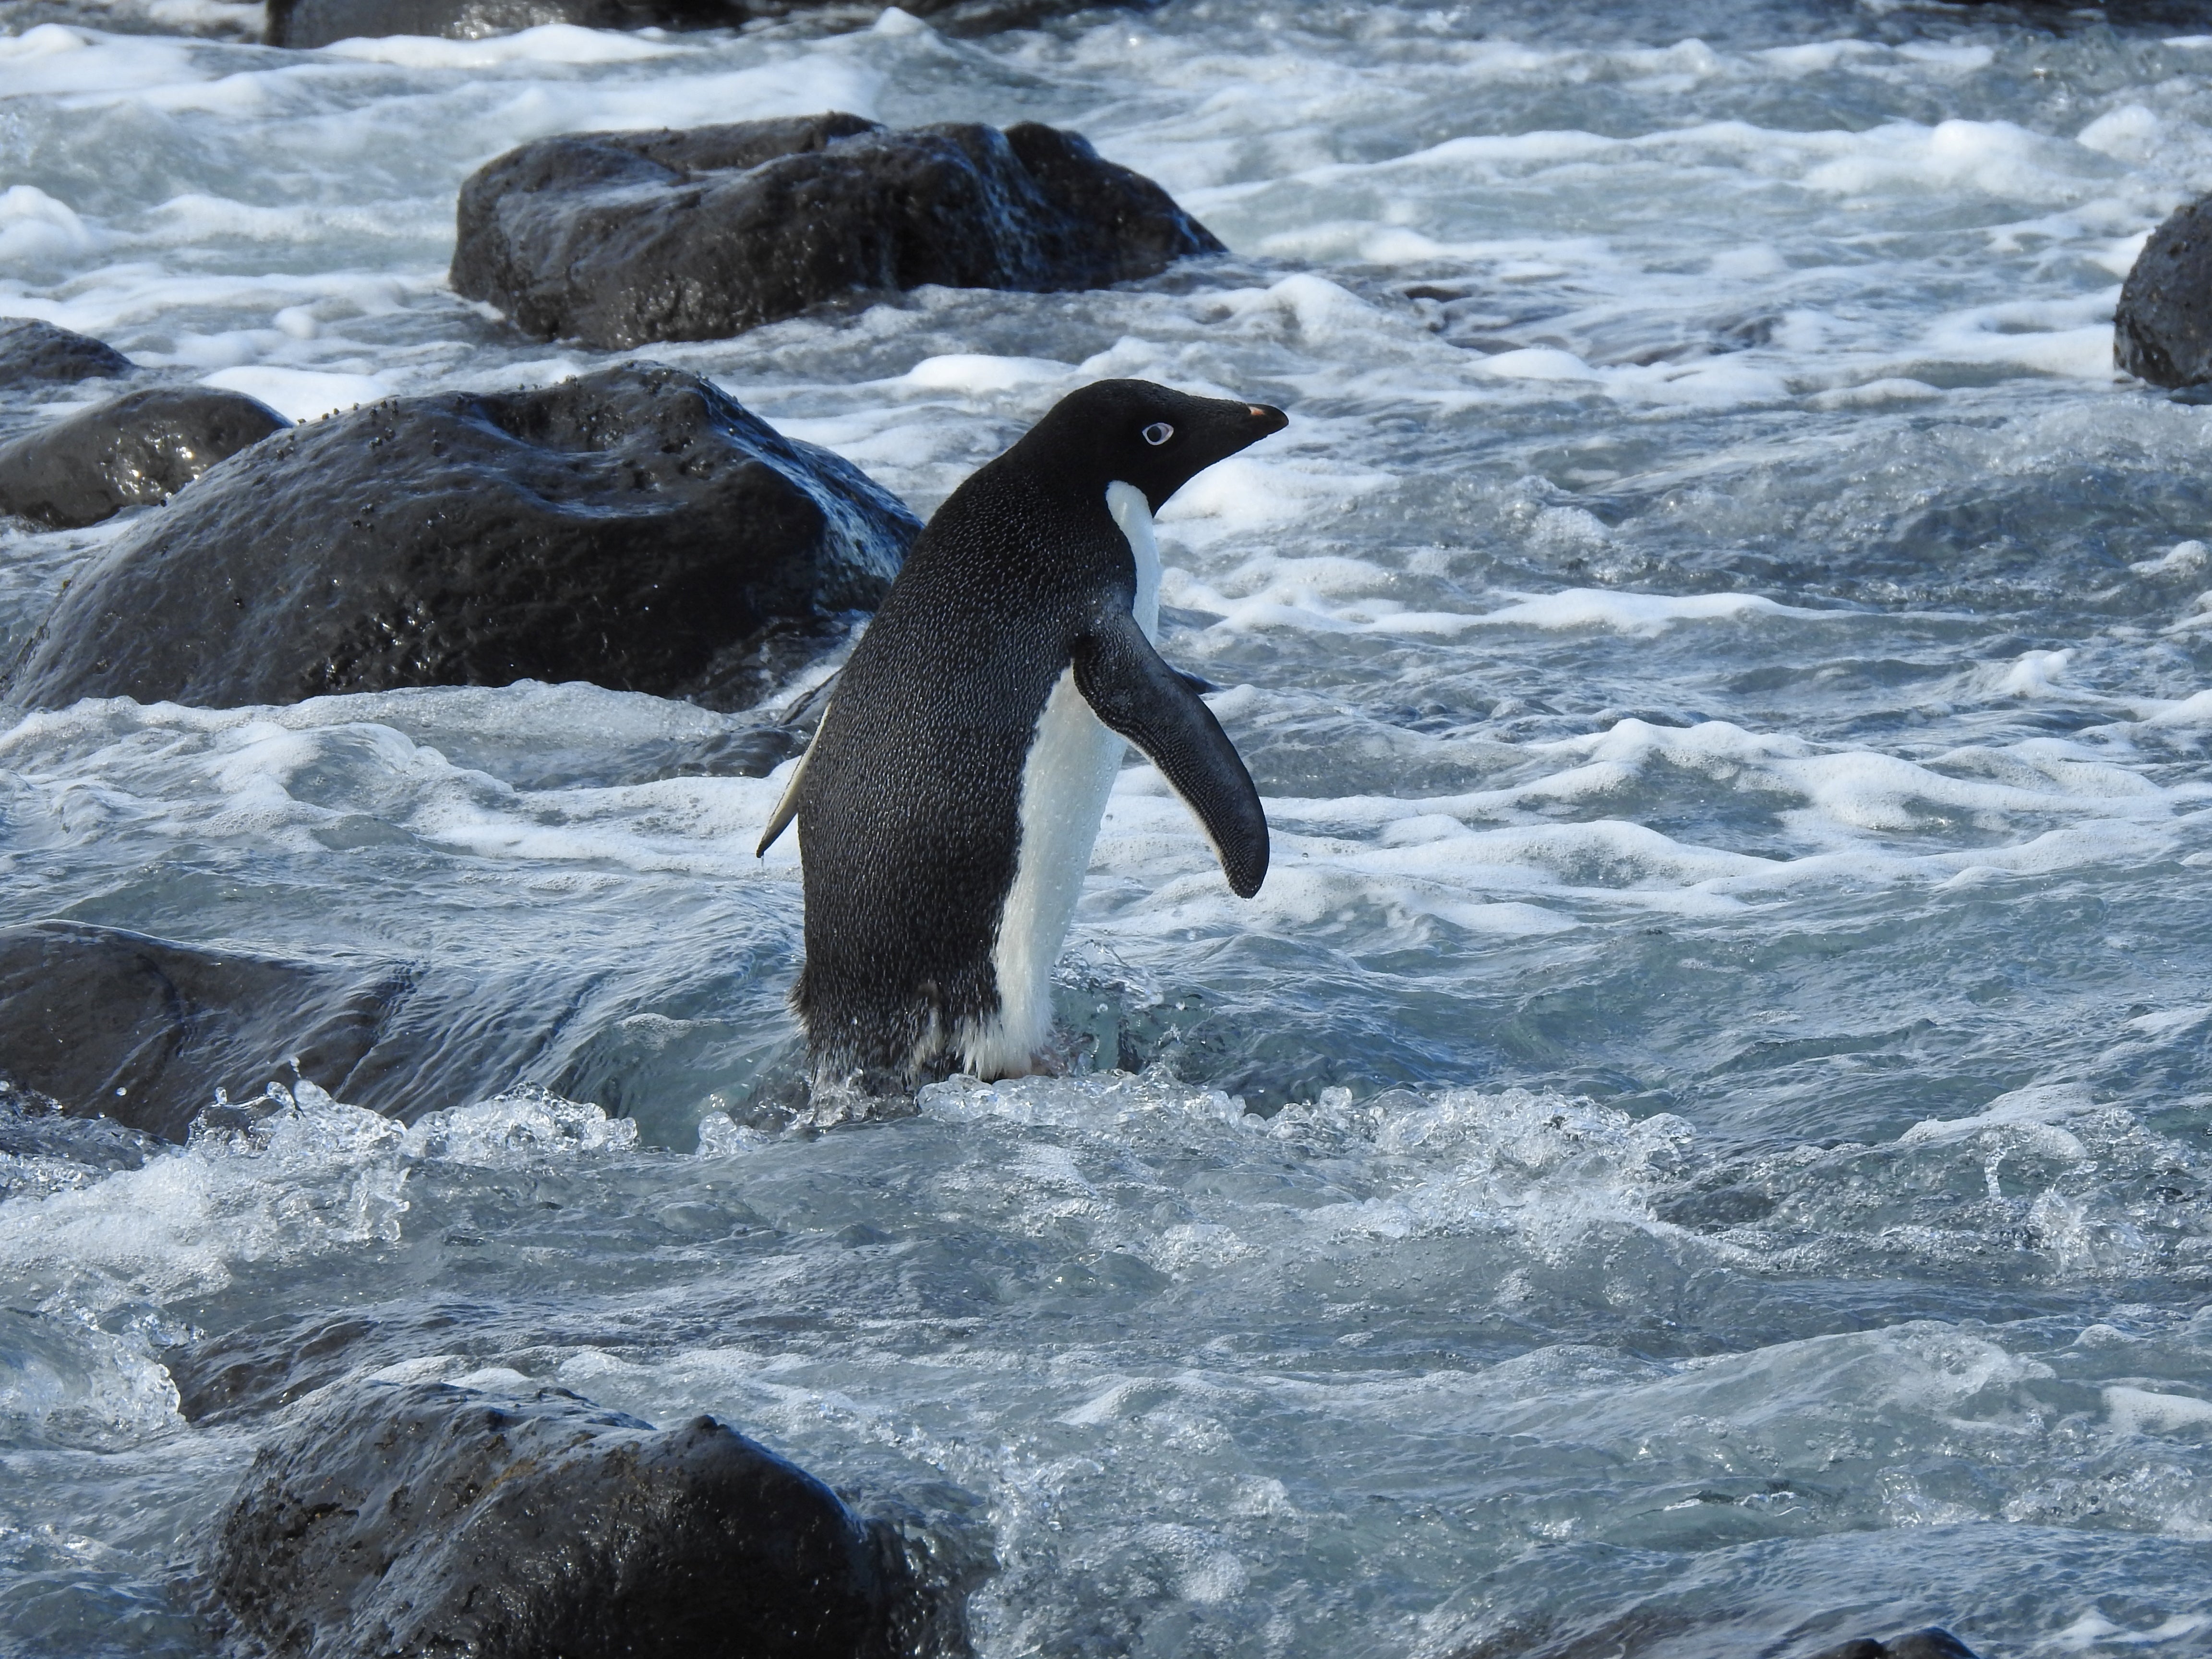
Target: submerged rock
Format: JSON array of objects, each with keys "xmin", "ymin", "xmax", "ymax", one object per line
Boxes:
[
  {"xmin": 452, "ymin": 113, "xmax": 1224, "ymax": 349},
  {"xmin": 210, "ymin": 1380, "xmax": 985, "ymax": 1659},
  {"xmin": 0, "ymin": 318, "xmax": 133, "ymax": 389},
  {"xmin": 0, "ymin": 921, "xmax": 549, "ymax": 1142},
  {"xmin": 269, "ymin": 0, "xmax": 1116, "ymax": 49},
  {"xmin": 0, "ymin": 386, "xmax": 289, "ymax": 529},
  {"xmin": 0, "ymin": 921, "xmax": 403, "ymax": 1143},
  {"xmin": 1806, "ymin": 1630, "xmax": 1981, "ymax": 1659},
  {"xmin": 4, "ymin": 363, "xmax": 916, "ymax": 711},
  {"xmin": 165, "ymin": 1309, "xmax": 466, "ymax": 1426},
  {"xmin": 2117, "ymin": 196, "xmax": 2212, "ymax": 387}
]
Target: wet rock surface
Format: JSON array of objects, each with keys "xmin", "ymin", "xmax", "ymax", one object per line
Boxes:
[
  {"xmin": 2116, "ymin": 194, "xmax": 2212, "ymax": 387},
  {"xmin": 451, "ymin": 113, "xmax": 1225, "ymax": 349},
  {"xmin": 267, "ymin": 0, "xmax": 1115, "ymax": 48},
  {"xmin": 0, "ymin": 319, "xmax": 133, "ymax": 389},
  {"xmin": 0, "ymin": 386, "xmax": 288, "ymax": 529},
  {"xmin": 4, "ymin": 362, "xmax": 916, "ymax": 711},
  {"xmin": 209, "ymin": 1380, "xmax": 985, "ymax": 1659},
  {"xmin": 1805, "ymin": 1630, "xmax": 1980, "ymax": 1659},
  {"xmin": 0, "ymin": 921, "xmax": 558, "ymax": 1142}
]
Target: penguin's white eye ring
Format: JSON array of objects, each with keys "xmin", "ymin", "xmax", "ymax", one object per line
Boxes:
[{"xmin": 1142, "ymin": 422, "xmax": 1174, "ymax": 446}]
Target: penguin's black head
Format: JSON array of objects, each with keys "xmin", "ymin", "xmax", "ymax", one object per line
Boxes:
[{"xmin": 1013, "ymin": 378, "xmax": 1289, "ymax": 513}]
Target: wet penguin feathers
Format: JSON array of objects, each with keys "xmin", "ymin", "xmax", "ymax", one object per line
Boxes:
[{"xmin": 764, "ymin": 379, "xmax": 1286, "ymax": 1091}]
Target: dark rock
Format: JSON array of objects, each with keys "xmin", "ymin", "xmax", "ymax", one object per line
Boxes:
[
  {"xmin": 452, "ymin": 113, "xmax": 1224, "ymax": 349},
  {"xmin": 0, "ymin": 318, "xmax": 133, "ymax": 389},
  {"xmin": 0, "ymin": 386, "xmax": 289, "ymax": 529},
  {"xmin": 2117, "ymin": 195, "xmax": 2212, "ymax": 387},
  {"xmin": 1886, "ymin": 1635, "xmax": 1981, "ymax": 1659},
  {"xmin": 1806, "ymin": 1630, "xmax": 1981, "ymax": 1659},
  {"xmin": 269, "ymin": 0, "xmax": 1117, "ymax": 49},
  {"xmin": 209, "ymin": 1380, "xmax": 985, "ymax": 1659},
  {"xmin": 0, "ymin": 921, "xmax": 555, "ymax": 1142},
  {"xmin": 4, "ymin": 362, "xmax": 916, "ymax": 711}
]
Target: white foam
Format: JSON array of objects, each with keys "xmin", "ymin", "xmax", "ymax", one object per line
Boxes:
[
  {"xmin": 200, "ymin": 364, "xmax": 390, "ymax": 421},
  {"xmin": 1798, "ymin": 117, "xmax": 2092, "ymax": 203},
  {"xmin": 1921, "ymin": 290, "xmax": 2121, "ymax": 381},
  {"xmin": 1082, "ymin": 703, "xmax": 2199, "ymax": 954},
  {"xmin": 2138, "ymin": 689, "xmax": 2212, "ymax": 728},
  {"xmin": 1153, "ymin": 456, "xmax": 1391, "ymax": 552},
  {"xmin": 2078, "ymin": 104, "xmax": 2164, "ymax": 161},
  {"xmin": 1476, "ymin": 346, "xmax": 1602, "ymax": 382},
  {"xmin": 893, "ymin": 353, "xmax": 1075, "ymax": 395},
  {"xmin": 0, "ymin": 185, "xmax": 100, "ymax": 265},
  {"xmin": 2125, "ymin": 1005, "xmax": 2211, "ymax": 1039},
  {"xmin": 317, "ymin": 23, "xmax": 690, "ymax": 66},
  {"xmin": 1456, "ymin": 589, "xmax": 1830, "ymax": 635},
  {"xmin": 1995, "ymin": 648, "xmax": 2073, "ymax": 697},
  {"xmin": 925, "ymin": 1067, "xmax": 1251, "ymax": 1133},
  {"xmin": 1160, "ymin": 577, "xmax": 1837, "ymax": 640},
  {"xmin": 0, "ymin": 25, "xmax": 203, "ymax": 97},
  {"xmin": 2104, "ymin": 1386, "xmax": 2212, "ymax": 1437},
  {"xmin": 694, "ymin": 1111, "xmax": 775, "ymax": 1155},
  {"xmin": 1899, "ymin": 1083, "xmax": 2100, "ymax": 1148},
  {"xmin": 1807, "ymin": 376, "xmax": 1943, "ymax": 409},
  {"xmin": 0, "ymin": 692, "xmax": 799, "ymax": 879},
  {"xmin": 2132, "ymin": 541, "xmax": 2208, "ymax": 577},
  {"xmin": 461, "ymin": 56, "xmax": 885, "ymax": 142}
]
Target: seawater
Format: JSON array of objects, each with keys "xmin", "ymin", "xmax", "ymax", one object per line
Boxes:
[{"xmin": 2, "ymin": 0, "xmax": 2212, "ymax": 1653}]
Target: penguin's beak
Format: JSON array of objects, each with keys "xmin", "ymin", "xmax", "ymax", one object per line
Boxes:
[{"xmin": 1153, "ymin": 397, "xmax": 1292, "ymax": 510}]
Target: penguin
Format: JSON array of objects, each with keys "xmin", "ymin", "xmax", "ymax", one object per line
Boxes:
[{"xmin": 757, "ymin": 378, "xmax": 1286, "ymax": 1093}]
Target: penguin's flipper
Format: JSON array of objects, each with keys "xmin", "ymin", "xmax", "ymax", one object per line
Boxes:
[
  {"xmin": 756, "ymin": 668, "xmax": 847, "ymax": 855},
  {"xmin": 1074, "ymin": 610, "xmax": 1268, "ymax": 897},
  {"xmin": 755, "ymin": 734, "xmax": 813, "ymax": 856}
]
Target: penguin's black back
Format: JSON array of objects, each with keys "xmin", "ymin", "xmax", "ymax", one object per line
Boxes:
[{"xmin": 792, "ymin": 458, "xmax": 1126, "ymax": 1079}]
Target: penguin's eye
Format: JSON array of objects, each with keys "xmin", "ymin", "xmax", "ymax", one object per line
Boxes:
[{"xmin": 1142, "ymin": 422, "xmax": 1174, "ymax": 446}]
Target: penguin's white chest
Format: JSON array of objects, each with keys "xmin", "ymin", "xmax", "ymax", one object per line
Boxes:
[
  {"xmin": 960, "ymin": 483, "xmax": 1159, "ymax": 1078},
  {"xmin": 1112, "ymin": 480, "xmax": 1162, "ymax": 638}
]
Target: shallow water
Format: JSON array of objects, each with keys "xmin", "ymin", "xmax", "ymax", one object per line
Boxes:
[{"xmin": 3, "ymin": 0, "xmax": 2212, "ymax": 1653}]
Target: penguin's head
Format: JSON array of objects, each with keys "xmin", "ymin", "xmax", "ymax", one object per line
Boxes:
[{"xmin": 1016, "ymin": 379, "xmax": 1289, "ymax": 513}]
